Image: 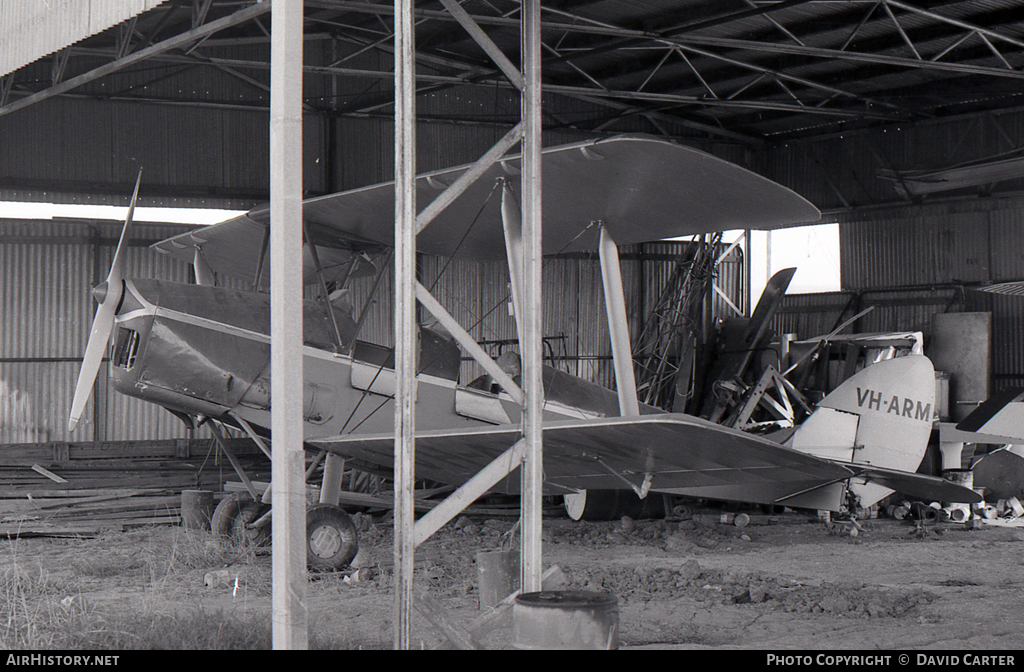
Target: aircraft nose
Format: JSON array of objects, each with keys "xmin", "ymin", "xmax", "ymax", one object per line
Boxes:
[{"xmin": 91, "ymin": 282, "xmax": 109, "ymax": 304}]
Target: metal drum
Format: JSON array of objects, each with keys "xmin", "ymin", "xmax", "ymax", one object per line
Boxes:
[
  {"xmin": 477, "ymin": 550, "xmax": 519, "ymax": 609},
  {"xmin": 180, "ymin": 490, "xmax": 214, "ymax": 531},
  {"xmin": 512, "ymin": 591, "xmax": 619, "ymax": 650}
]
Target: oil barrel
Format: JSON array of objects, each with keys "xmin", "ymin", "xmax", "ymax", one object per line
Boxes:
[{"xmin": 512, "ymin": 591, "xmax": 619, "ymax": 650}]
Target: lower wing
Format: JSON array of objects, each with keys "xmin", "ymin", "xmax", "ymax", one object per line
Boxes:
[{"xmin": 311, "ymin": 413, "xmax": 854, "ymax": 497}]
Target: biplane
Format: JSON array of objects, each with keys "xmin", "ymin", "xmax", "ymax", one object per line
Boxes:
[{"xmin": 67, "ymin": 135, "xmax": 979, "ymax": 569}]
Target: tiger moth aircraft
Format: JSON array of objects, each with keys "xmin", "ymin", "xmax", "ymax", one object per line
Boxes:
[{"xmin": 68, "ymin": 135, "xmax": 979, "ymax": 570}]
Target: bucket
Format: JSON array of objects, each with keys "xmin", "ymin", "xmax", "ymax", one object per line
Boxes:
[
  {"xmin": 181, "ymin": 490, "xmax": 214, "ymax": 531},
  {"xmin": 513, "ymin": 591, "xmax": 619, "ymax": 650},
  {"xmin": 943, "ymin": 469, "xmax": 974, "ymax": 492},
  {"xmin": 476, "ymin": 550, "xmax": 519, "ymax": 609}
]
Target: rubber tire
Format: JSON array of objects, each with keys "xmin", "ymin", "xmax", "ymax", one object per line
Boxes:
[
  {"xmin": 306, "ymin": 504, "xmax": 359, "ymax": 572},
  {"xmin": 564, "ymin": 489, "xmax": 666, "ymax": 521},
  {"xmin": 211, "ymin": 493, "xmax": 271, "ymax": 547}
]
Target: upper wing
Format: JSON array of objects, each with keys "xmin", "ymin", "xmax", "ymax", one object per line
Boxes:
[
  {"xmin": 151, "ymin": 214, "xmax": 379, "ymax": 286},
  {"xmin": 153, "ymin": 134, "xmax": 820, "ymax": 268},
  {"xmin": 299, "ymin": 134, "xmax": 820, "ymax": 260},
  {"xmin": 311, "ymin": 413, "xmax": 852, "ymax": 496}
]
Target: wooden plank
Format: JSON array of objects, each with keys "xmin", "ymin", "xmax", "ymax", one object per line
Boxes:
[
  {"xmin": 0, "ymin": 487, "xmax": 171, "ymax": 499},
  {"xmin": 120, "ymin": 516, "xmax": 181, "ymax": 528},
  {"xmin": 414, "ymin": 586, "xmax": 480, "ymax": 650},
  {"xmin": 0, "ymin": 524, "xmax": 102, "ymax": 538},
  {"xmin": 31, "ymin": 464, "xmax": 68, "ymax": 483}
]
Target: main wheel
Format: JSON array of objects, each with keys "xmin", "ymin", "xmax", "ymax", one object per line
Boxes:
[
  {"xmin": 306, "ymin": 504, "xmax": 359, "ymax": 572},
  {"xmin": 564, "ymin": 490, "xmax": 619, "ymax": 521},
  {"xmin": 211, "ymin": 493, "xmax": 271, "ymax": 547},
  {"xmin": 564, "ymin": 489, "xmax": 666, "ymax": 521}
]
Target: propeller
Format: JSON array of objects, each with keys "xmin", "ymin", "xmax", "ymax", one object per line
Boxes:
[{"xmin": 68, "ymin": 169, "xmax": 143, "ymax": 432}]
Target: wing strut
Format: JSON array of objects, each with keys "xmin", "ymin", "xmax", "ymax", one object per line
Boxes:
[
  {"xmin": 303, "ymin": 220, "xmax": 347, "ymax": 351},
  {"xmin": 500, "ymin": 179, "xmax": 526, "ymax": 342},
  {"xmin": 590, "ymin": 454, "xmax": 653, "ymax": 499},
  {"xmin": 599, "ymin": 226, "xmax": 640, "ymax": 416}
]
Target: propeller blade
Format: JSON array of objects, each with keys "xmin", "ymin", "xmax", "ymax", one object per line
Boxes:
[
  {"xmin": 68, "ymin": 297, "xmax": 117, "ymax": 432},
  {"xmin": 108, "ymin": 168, "xmax": 143, "ymax": 286},
  {"xmin": 68, "ymin": 169, "xmax": 141, "ymax": 432}
]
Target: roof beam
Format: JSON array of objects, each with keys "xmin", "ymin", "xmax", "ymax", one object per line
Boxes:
[
  {"xmin": 672, "ymin": 43, "xmax": 910, "ymax": 115},
  {"xmin": 671, "ymin": 35, "xmax": 1024, "ymax": 81},
  {"xmin": 884, "ymin": 0, "xmax": 1024, "ymax": 51},
  {"xmin": 0, "ymin": 2, "xmax": 271, "ymax": 118}
]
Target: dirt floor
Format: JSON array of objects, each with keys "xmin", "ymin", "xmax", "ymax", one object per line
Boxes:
[{"xmin": 3, "ymin": 507, "xmax": 1024, "ymax": 650}]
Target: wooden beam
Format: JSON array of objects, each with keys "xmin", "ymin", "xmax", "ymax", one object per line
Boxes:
[
  {"xmin": 437, "ymin": 0, "xmax": 524, "ymax": 91},
  {"xmin": 269, "ymin": 0, "xmax": 308, "ymax": 651},
  {"xmin": 413, "ymin": 441, "xmax": 524, "ymax": 547},
  {"xmin": 392, "ymin": 0, "xmax": 417, "ymax": 651},
  {"xmin": 414, "ymin": 586, "xmax": 480, "ymax": 650},
  {"xmin": 415, "ymin": 282, "xmax": 525, "ymax": 405},
  {"xmin": 520, "ymin": 0, "xmax": 544, "ymax": 596}
]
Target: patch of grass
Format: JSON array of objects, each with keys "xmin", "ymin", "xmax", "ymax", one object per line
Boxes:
[
  {"xmin": 2, "ymin": 529, "xmax": 385, "ymax": 649},
  {"xmin": 41, "ymin": 604, "xmax": 378, "ymax": 650},
  {"xmin": 160, "ymin": 528, "xmax": 260, "ymax": 575},
  {"xmin": 75, "ymin": 605, "xmax": 381, "ymax": 649},
  {"xmin": 72, "ymin": 552, "xmax": 146, "ymax": 579},
  {"xmin": 73, "ymin": 606, "xmax": 273, "ymax": 649},
  {"xmin": 0, "ymin": 564, "xmax": 90, "ymax": 649}
]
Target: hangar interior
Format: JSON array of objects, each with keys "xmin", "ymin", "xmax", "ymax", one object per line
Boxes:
[{"xmin": 2, "ymin": 1, "xmax": 1023, "ymax": 445}]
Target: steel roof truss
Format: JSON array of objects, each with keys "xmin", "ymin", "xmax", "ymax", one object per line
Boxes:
[
  {"xmin": 0, "ymin": 2, "xmax": 272, "ymax": 119},
  {"xmin": 743, "ymin": 0, "xmax": 806, "ymax": 46},
  {"xmin": 192, "ymin": 0, "xmax": 214, "ymax": 29},
  {"xmin": 883, "ymin": 2, "xmax": 923, "ymax": 60},
  {"xmin": 884, "ymin": 0, "xmax": 1024, "ymax": 52},
  {"xmin": 676, "ymin": 47, "xmax": 719, "ymax": 99},
  {"xmin": 674, "ymin": 36, "xmax": 1024, "ymax": 81},
  {"xmin": 438, "ymin": 0, "xmax": 524, "ymax": 91},
  {"xmin": 840, "ymin": 1, "xmax": 881, "ymax": 52},
  {"xmin": 979, "ymin": 33, "xmax": 1014, "ymax": 70},
  {"xmin": 50, "ymin": 50, "xmax": 71, "ymax": 87},
  {"xmin": 636, "ymin": 47, "xmax": 673, "ymax": 93},
  {"xmin": 675, "ymin": 43, "xmax": 905, "ymax": 115},
  {"xmin": 543, "ymin": 42, "xmax": 608, "ymax": 92},
  {"xmin": 116, "ymin": 17, "xmax": 140, "ymax": 59}
]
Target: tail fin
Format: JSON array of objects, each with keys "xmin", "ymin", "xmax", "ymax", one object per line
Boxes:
[
  {"xmin": 957, "ymin": 388, "xmax": 1024, "ymax": 442},
  {"xmin": 789, "ymin": 355, "xmax": 936, "ymax": 507}
]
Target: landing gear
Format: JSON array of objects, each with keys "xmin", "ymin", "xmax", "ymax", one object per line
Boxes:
[
  {"xmin": 306, "ymin": 504, "xmax": 360, "ymax": 571},
  {"xmin": 564, "ymin": 489, "xmax": 666, "ymax": 521},
  {"xmin": 211, "ymin": 493, "xmax": 271, "ymax": 547}
]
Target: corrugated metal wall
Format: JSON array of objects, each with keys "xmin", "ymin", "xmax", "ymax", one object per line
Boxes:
[
  {"xmin": 0, "ymin": 217, "xmax": 196, "ymax": 443},
  {"xmin": 774, "ymin": 196, "xmax": 1024, "ymax": 393},
  {"xmin": 0, "ymin": 0, "xmax": 168, "ymax": 76}
]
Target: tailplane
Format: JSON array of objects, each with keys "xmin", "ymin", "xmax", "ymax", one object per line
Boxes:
[{"xmin": 788, "ymin": 355, "xmax": 938, "ymax": 508}]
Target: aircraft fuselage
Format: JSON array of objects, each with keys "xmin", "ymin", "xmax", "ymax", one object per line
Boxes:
[{"xmin": 107, "ymin": 279, "xmax": 629, "ymax": 440}]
